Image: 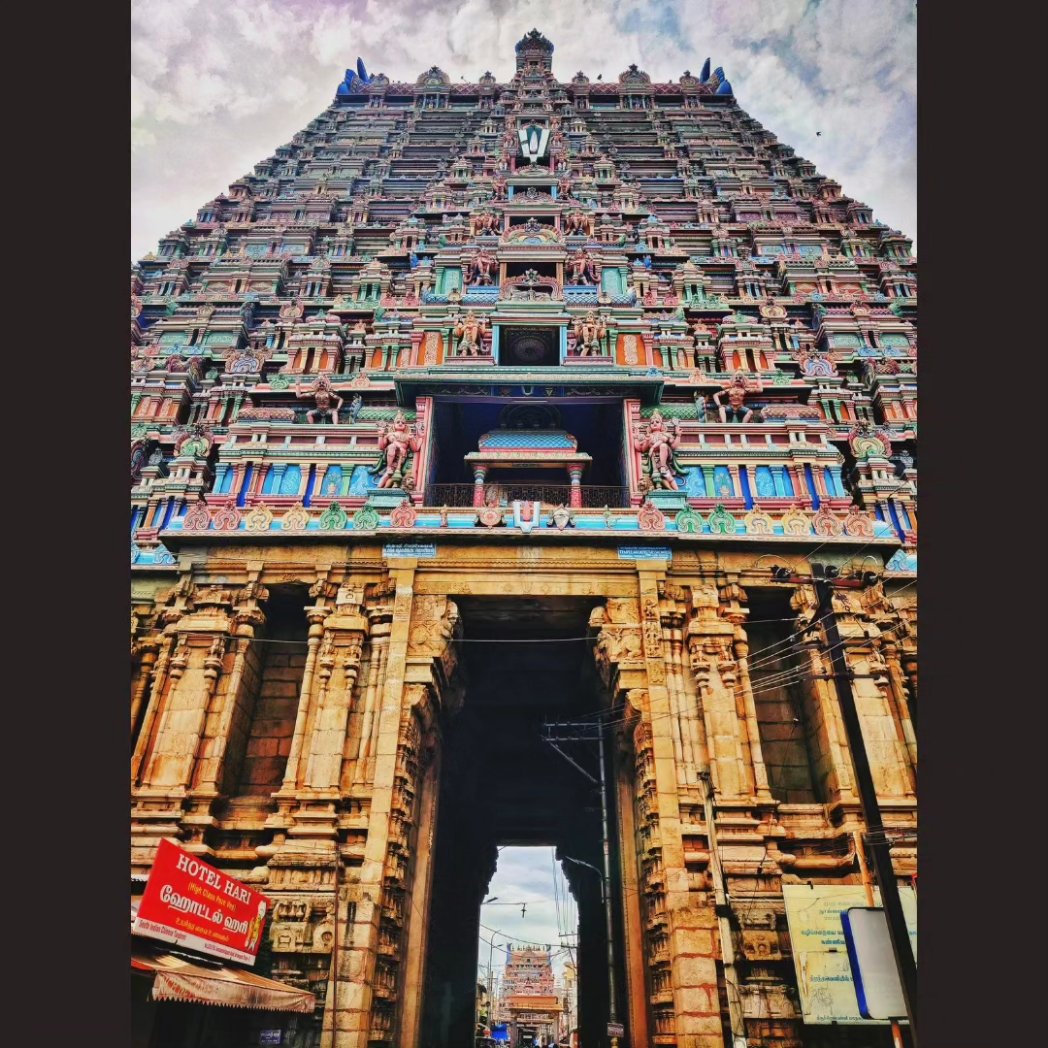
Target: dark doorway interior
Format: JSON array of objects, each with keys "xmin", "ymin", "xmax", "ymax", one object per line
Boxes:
[
  {"xmin": 425, "ymin": 400, "xmax": 627, "ymax": 494},
  {"xmin": 418, "ymin": 597, "xmax": 626, "ymax": 1048},
  {"xmin": 500, "ymin": 326, "xmax": 559, "ymax": 367}
]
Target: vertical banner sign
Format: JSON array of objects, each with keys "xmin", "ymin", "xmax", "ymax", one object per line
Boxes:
[
  {"xmin": 133, "ymin": 839, "xmax": 272, "ymax": 966},
  {"xmin": 841, "ymin": 907, "xmax": 908, "ymax": 1020}
]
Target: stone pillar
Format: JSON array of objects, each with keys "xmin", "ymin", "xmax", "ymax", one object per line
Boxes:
[
  {"xmin": 881, "ymin": 634, "xmax": 919, "ymax": 775},
  {"xmin": 313, "ymin": 463, "xmax": 330, "ymax": 499},
  {"xmin": 135, "ymin": 628, "xmax": 229, "ymax": 793},
  {"xmin": 635, "ymin": 569, "xmax": 724, "ymax": 1048},
  {"xmin": 795, "ymin": 583, "xmax": 916, "ymax": 807},
  {"xmin": 789, "ymin": 584, "xmax": 858, "ymax": 802},
  {"xmin": 130, "ymin": 640, "xmax": 159, "ymax": 739},
  {"xmin": 789, "ymin": 464, "xmax": 810, "ymax": 505},
  {"xmin": 275, "ymin": 603, "xmax": 338, "ymax": 798},
  {"xmin": 686, "ymin": 582, "xmax": 751, "ymax": 801},
  {"xmin": 719, "ymin": 581, "xmax": 774, "ymax": 804},
  {"xmin": 567, "ymin": 465, "xmax": 584, "ymax": 508},
  {"xmin": 321, "ymin": 565, "xmax": 417, "ymax": 1048},
  {"xmin": 472, "ymin": 465, "xmax": 488, "ymax": 507},
  {"xmin": 397, "ymin": 741, "xmax": 443, "ymax": 1048},
  {"xmin": 131, "ymin": 631, "xmax": 177, "ymax": 784},
  {"xmin": 612, "ymin": 712, "xmax": 653, "ymax": 1048}
]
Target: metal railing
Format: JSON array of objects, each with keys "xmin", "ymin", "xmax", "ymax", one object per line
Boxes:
[{"xmin": 423, "ymin": 483, "xmax": 629, "ymax": 509}]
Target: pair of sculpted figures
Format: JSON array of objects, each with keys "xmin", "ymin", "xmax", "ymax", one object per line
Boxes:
[{"xmin": 288, "ymin": 381, "xmax": 422, "ymax": 487}]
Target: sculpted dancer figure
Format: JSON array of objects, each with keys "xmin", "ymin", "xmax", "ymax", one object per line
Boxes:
[{"xmin": 713, "ymin": 371, "xmax": 757, "ymax": 423}]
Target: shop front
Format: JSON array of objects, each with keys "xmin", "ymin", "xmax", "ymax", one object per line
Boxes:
[{"xmin": 132, "ymin": 840, "xmax": 316, "ymax": 1048}]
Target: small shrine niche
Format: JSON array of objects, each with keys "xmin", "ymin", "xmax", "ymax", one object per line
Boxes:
[{"xmin": 463, "ymin": 405, "xmax": 592, "ymax": 508}]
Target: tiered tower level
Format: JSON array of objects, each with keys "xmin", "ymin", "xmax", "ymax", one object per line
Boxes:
[{"xmin": 131, "ymin": 30, "xmax": 917, "ymax": 1048}]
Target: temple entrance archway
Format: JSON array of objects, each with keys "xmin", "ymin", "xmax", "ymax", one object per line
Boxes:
[{"xmin": 417, "ymin": 596, "xmax": 630, "ymax": 1048}]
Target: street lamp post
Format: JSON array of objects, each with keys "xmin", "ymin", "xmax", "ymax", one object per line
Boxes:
[{"xmin": 478, "ymin": 922, "xmax": 506, "ymax": 1040}]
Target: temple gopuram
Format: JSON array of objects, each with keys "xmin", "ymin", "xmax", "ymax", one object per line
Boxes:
[{"xmin": 131, "ymin": 29, "xmax": 917, "ymax": 1048}]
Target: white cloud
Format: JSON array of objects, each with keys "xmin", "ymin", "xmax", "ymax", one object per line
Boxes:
[{"xmin": 131, "ymin": 0, "xmax": 916, "ymax": 259}]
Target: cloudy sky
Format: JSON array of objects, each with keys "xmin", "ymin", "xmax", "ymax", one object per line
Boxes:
[
  {"xmin": 480, "ymin": 846, "xmax": 578, "ymax": 986},
  {"xmin": 131, "ymin": 0, "xmax": 916, "ymax": 261}
]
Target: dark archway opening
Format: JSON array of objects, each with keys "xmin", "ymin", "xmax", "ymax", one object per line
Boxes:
[
  {"xmin": 424, "ymin": 399, "xmax": 629, "ymax": 508},
  {"xmin": 419, "ymin": 597, "xmax": 627, "ymax": 1048}
]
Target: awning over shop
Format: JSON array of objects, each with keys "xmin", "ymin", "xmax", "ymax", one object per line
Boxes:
[{"xmin": 131, "ymin": 946, "xmax": 315, "ymax": 1014}]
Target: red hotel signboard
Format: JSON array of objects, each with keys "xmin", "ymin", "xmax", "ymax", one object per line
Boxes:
[{"xmin": 132, "ymin": 839, "xmax": 271, "ymax": 966}]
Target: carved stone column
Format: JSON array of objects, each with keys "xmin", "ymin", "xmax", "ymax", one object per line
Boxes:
[
  {"xmin": 636, "ymin": 569, "xmax": 724, "ymax": 1048},
  {"xmin": 321, "ymin": 567, "xmax": 407, "ymax": 1047},
  {"xmin": 686, "ymin": 581, "xmax": 751, "ymax": 802},
  {"xmin": 612, "ymin": 696, "xmax": 652, "ymax": 1048},
  {"xmin": 319, "ymin": 574, "xmax": 461, "ymax": 1048},
  {"xmin": 277, "ymin": 601, "xmax": 338, "ymax": 799},
  {"xmin": 657, "ymin": 582, "xmax": 698, "ymax": 788},
  {"xmin": 131, "ymin": 580, "xmax": 247, "ymax": 866},
  {"xmin": 303, "ymin": 618, "xmax": 367, "ymax": 792},
  {"xmin": 719, "ymin": 580, "xmax": 775, "ymax": 804},
  {"xmin": 789, "ymin": 583, "xmax": 857, "ymax": 802},
  {"xmin": 131, "ymin": 575, "xmax": 197, "ymax": 786},
  {"xmin": 396, "ymin": 595, "xmax": 461, "ymax": 1048},
  {"xmin": 188, "ymin": 582, "xmax": 269, "ymax": 797},
  {"xmin": 130, "ymin": 638, "xmax": 160, "ymax": 740}
]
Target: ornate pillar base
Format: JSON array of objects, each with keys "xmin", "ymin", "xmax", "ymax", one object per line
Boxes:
[
  {"xmin": 130, "ymin": 787, "xmax": 188, "ymax": 875},
  {"xmin": 646, "ymin": 488, "xmax": 688, "ymax": 513}
]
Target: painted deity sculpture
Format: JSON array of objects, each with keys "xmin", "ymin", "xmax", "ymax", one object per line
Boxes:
[
  {"xmin": 370, "ymin": 412, "xmax": 423, "ymax": 488},
  {"xmin": 296, "ymin": 375, "xmax": 344, "ymax": 424},
  {"xmin": 573, "ymin": 311, "xmax": 607, "ymax": 356},
  {"xmin": 713, "ymin": 371, "xmax": 757, "ymax": 423},
  {"xmin": 471, "ymin": 211, "xmax": 500, "ymax": 236},
  {"xmin": 467, "ymin": 249, "xmax": 497, "ymax": 286},
  {"xmin": 634, "ymin": 410, "xmax": 685, "ymax": 490},
  {"xmin": 564, "ymin": 210, "xmax": 594, "ymax": 237},
  {"xmin": 568, "ymin": 248, "xmax": 599, "ymax": 284},
  {"xmin": 453, "ymin": 311, "xmax": 487, "ymax": 356}
]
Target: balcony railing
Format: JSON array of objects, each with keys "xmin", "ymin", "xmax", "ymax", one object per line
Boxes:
[{"xmin": 423, "ymin": 482, "xmax": 630, "ymax": 509}]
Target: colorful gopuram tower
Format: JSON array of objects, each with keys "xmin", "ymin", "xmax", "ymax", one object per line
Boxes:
[{"xmin": 131, "ymin": 29, "xmax": 917, "ymax": 1048}]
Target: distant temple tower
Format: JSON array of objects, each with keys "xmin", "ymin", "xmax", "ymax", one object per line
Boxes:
[{"xmin": 132, "ymin": 28, "xmax": 917, "ymax": 1048}]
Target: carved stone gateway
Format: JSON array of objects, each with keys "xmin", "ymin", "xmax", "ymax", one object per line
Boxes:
[{"xmin": 132, "ymin": 25, "xmax": 916, "ymax": 1048}]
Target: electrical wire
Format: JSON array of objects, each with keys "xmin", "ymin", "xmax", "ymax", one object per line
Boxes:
[
  {"xmin": 130, "ymin": 617, "xmax": 813, "ymax": 647},
  {"xmin": 578, "ymin": 617, "xmax": 913, "ymax": 739}
]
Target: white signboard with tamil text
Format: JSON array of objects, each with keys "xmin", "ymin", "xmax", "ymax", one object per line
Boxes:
[{"xmin": 782, "ymin": 884, "xmax": 916, "ymax": 1025}]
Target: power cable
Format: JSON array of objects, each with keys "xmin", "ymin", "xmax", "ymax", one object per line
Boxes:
[{"xmin": 592, "ymin": 605, "xmax": 915, "ymax": 735}]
